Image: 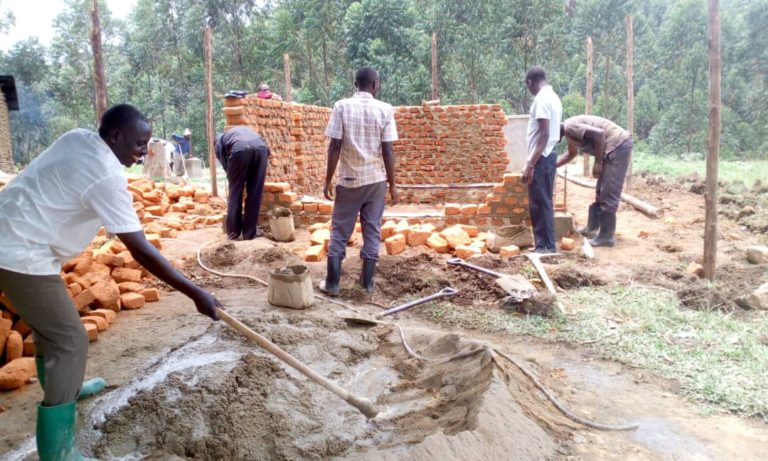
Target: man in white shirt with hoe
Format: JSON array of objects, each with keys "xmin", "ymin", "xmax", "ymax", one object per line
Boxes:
[{"xmin": 0, "ymin": 104, "xmax": 221, "ymax": 460}]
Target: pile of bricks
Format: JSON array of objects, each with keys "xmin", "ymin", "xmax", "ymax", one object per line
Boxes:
[
  {"xmin": 127, "ymin": 176, "xmax": 225, "ymax": 233},
  {"xmin": 299, "ymin": 218, "xmax": 522, "ymax": 263}
]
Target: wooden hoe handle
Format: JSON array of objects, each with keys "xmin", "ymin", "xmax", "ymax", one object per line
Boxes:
[{"xmin": 217, "ymin": 308, "xmax": 379, "ymax": 418}]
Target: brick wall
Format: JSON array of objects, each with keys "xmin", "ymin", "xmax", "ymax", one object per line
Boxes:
[
  {"xmin": 0, "ymin": 97, "xmax": 13, "ymax": 173},
  {"xmin": 222, "ymin": 99, "xmax": 509, "ymax": 200},
  {"xmin": 222, "ymin": 96, "xmax": 330, "ymax": 197},
  {"xmin": 393, "ymin": 104, "xmax": 508, "ymax": 185}
]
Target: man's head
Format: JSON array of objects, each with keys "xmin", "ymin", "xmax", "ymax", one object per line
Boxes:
[
  {"xmin": 354, "ymin": 67, "xmax": 379, "ymax": 96},
  {"xmin": 258, "ymin": 83, "xmax": 270, "ymax": 92},
  {"xmin": 183, "ymin": 128, "xmax": 192, "ymax": 139},
  {"xmin": 525, "ymin": 66, "xmax": 548, "ymax": 96},
  {"xmin": 99, "ymin": 104, "xmax": 152, "ymax": 167}
]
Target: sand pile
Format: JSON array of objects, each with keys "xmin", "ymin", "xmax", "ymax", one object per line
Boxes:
[{"xmin": 81, "ymin": 307, "xmax": 571, "ymax": 460}]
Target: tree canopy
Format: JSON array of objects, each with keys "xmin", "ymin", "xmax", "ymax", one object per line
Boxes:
[{"xmin": 1, "ymin": 0, "xmax": 766, "ymax": 165}]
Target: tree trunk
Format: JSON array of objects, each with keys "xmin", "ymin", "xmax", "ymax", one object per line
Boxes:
[
  {"xmin": 703, "ymin": 0, "xmax": 721, "ymax": 281},
  {"xmin": 431, "ymin": 33, "xmax": 439, "ymax": 101},
  {"xmin": 625, "ymin": 15, "xmax": 634, "ymax": 191},
  {"xmin": 204, "ymin": 27, "xmax": 217, "ymax": 197},
  {"xmin": 90, "ymin": 0, "xmax": 108, "ymax": 125},
  {"xmin": 284, "ymin": 54, "xmax": 292, "ymax": 102},
  {"xmin": 584, "ymin": 37, "xmax": 594, "ymax": 176},
  {"xmin": 603, "ymin": 54, "xmax": 610, "ymax": 118},
  {"xmin": 322, "ymin": 38, "xmax": 330, "ymax": 94}
]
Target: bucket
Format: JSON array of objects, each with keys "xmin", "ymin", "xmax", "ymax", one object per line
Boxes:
[
  {"xmin": 268, "ymin": 207, "xmax": 295, "ymax": 242},
  {"xmin": 267, "ymin": 265, "xmax": 314, "ymax": 309}
]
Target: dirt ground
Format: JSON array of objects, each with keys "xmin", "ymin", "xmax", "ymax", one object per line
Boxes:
[{"xmin": 1, "ymin": 172, "xmax": 767, "ymax": 460}]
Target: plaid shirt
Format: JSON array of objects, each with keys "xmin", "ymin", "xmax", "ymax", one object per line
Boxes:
[{"xmin": 325, "ymin": 92, "xmax": 398, "ymax": 189}]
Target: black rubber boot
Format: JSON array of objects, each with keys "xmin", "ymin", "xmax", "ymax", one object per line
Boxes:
[
  {"xmin": 359, "ymin": 259, "xmax": 376, "ymax": 294},
  {"xmin": 578, "ymin": 203, "xmax": 600, "ymax": 238},
  {"xmin": 589, "ymin": 212, "xmax": 616, "ymax": 247},
  {"xmin": 319, "ymin": 256, "xmax": 341, "ymax": 296}
]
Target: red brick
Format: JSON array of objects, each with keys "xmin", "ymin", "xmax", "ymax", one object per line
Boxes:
[
  {"xmin": 385, "ymin": 234, "xmax": 407, "ymax": 255},
  {"xmin": 0, "ymin": 357, "xmax": 36, "ymax": 390},
  {"xmin": 454, "ymin": 244, "xmax": 482, "ymax": 259},
  {"xmin": 84, "ymin": 323, "xmax": 98, "ymax": 342},
  {"xmin": 560, "ymin": 237, "xmax": 575, "ymax": 251},
  {"xmin": 112, "ymin": 267, "xmax": 143, "ymax": 284},
  {"xmin": 279, "ymin": 192, "xmax": 298, "ymax": 203},
  {"xmin": 140, "ymin": 288, "xmax": 160, "ymax": 302},
  {"xmin": 460, "ymin": 204, "xmax": 478, "ymax": 216},
  {"xmin": 317, "ymin": 202, "xmax": 333, "ymax": 213},
  {"xmin": 90, "ymin": 282, "xmax": 121, "ymax": 312},
  {"xmin": 304, "ymin": 245, "xmax": 326, "ymax": 262},
  {"xmin": 4, "ymin": 331, "xmax": 23, "ymax": 362},
  {"xmin": 23, "ymin": 334, "xmax": 35, "ymax": 356},
  {"xmin": 81, "ymin": 315, "xmax": 108, "ymax": 331},
  {"xmin": 73, "ymin": 289, "xmax": 96, "ymax": 312},
  {"xmin": 477, "ymin": 204, "xmax": 491, "ymax": 215},
  {"xmin": 303, "ymin": 203, "xmax": 319, "ymax": 213},
  {"xmin": 120, "ymin": 292, "xmax": 146, "ymax": 310},
  {"xmin": 444, "ymin": 203, "xmax": 461, "ymax": 216},
  {"xmin": 500, "ymin": 245, "xmax": 521, "ymax": 257},
  {"xmin": 503, "ymin": 173, "xmax": 521, "ymax": 184},
  {"xmin": 90, "ymin": 309, "xmax": 117, "ymax": 324}
]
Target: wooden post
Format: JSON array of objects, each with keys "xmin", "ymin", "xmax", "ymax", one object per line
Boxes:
[
  {"xmin": 584, "ymin": 37, "xmax": 593, "ymax": 176},
  {"xmin": 204, "ymin": 26, "xmax": 217, "ymax": 197},
  {"xmin": 284, "ymin": 53, "xmax": 292, "ymax": 102},
  {"xmin": 431, "ymin": 33, "xmax": 439, "ymax": 101},
  {"xmin": 90, "ymin": 0, "xmax": 107, "ymax": 124},
  {"xmin": 703, "ymin": 0, "xmax": 721, "ymax": 281},
  {"xmin": 625, "ymin": 15, "xmax": 634, "ymax": 192}
]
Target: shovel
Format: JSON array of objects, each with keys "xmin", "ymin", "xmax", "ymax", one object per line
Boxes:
[
  {"xmin": 218, "ymin": 308, "xmax": 379, "ymax": 418},
  {"xmin": 342, "ymin": 287, "xmax": 459, "ymax": 326},
  {"xmin": 447, "ymin": 258, "xmax": 536, "ymax": 301}
]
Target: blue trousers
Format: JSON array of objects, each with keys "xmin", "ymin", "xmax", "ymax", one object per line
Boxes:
[{"xmin": 527, "ymin": 151, "xmax": 557, "ymax": 252}]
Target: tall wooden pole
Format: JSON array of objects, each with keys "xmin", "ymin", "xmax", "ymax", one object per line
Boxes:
[
  {"xmin": 204, "ymin": 26, "xmax": 217, "ymax": 197},
  {"xmin": 703, "ymin": 0, "xmax": 721, "ymax": 281},
  {"xmin": 284, "ymin": 54, "xmax": 292, "ymax": 102},
  {"xmin": 625, "ymin": 15, "xmax": 634, "ymax": 191},
  {"xmin": 584, "ymin": 37, "xmax": 593, "ymax": 176},
  {"xmin": 431, "ymin": 33, "xmax": 439, "ymax": 101},
  {"xmin": 90, "ymin": 0, "xmax": 107, "ymax": 124}
]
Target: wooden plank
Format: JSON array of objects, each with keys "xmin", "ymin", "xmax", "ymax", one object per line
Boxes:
[
  {"xmin": 431, "ymin": 33, "xmax": 439, "ymax": 100},
  {"xmin": 557, "ymin": 171, "xmax": 664, "ymax": 219}
]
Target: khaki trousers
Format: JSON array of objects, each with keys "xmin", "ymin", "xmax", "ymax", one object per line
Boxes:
[{"xmin": 0, "ymin": 268, "xmax": 88, "ymax": 405}]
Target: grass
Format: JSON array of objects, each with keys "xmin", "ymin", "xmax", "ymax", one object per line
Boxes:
[
  {"xmin": 422, "ymin": 287, "xmax": 768, "ymax": 420},
  {"xmin": 633, "ymin": 150, "xmax": 768, "ymax": 186}
]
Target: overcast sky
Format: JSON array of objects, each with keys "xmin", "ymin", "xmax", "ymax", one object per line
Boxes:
[{"xmin": 1, "ymin": 0, "xmax": 136, "ymax": 52}]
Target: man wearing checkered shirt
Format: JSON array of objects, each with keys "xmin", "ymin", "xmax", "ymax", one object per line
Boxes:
[{"xmin": 320, "ymin": 67, "xmax": 399, "ymax": 296}]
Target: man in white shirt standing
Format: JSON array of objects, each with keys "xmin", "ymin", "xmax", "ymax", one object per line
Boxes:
[
  {"xmin": 522, "ymin": 66, "xmax": 563, "ymax": 253},
  {"xmin": 320, "ymin": 67, "xmax": 399, "ymax": 296},
  {"xmin": 0, "ymin": 104, "xmax": 221, "ymax": 460}
]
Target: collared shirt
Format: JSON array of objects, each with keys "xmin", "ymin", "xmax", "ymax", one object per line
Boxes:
[
  {"xmin": 0, "ymin": 129, "xmax": 142, "ymax": 275},
  {"xmin": 214, "ymin": 126, "xmax": 270, "ymax": 174},
  {"xmin": 564, "ymin": 115, "xmax": 631, "ymax": 156},
  {"xmin": 526, "ymin": 85, "xmax": 563, "ymax": 160},
  {"xmin": 324, "ymin": 91, "xmax": 398, "ymax": 189}
]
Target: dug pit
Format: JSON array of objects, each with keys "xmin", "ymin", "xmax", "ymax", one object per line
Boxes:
[{"xmin": 80, "ymin": 300, "xmax": 573, "ymax": 460}]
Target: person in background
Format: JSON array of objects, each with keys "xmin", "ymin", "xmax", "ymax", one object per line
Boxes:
[
  {"xmin": 170, "ymin": 128, "xmax": 191, "ymax": 177},
  {"xmin": 522, "ymin": 66, "xmax": 562, "ymax": 254},
  {"xmin": 0, "ymin": 104, "xmax": 221, "ymax": 460},
  {"xmin": 215, "ymin": 126, "xmax": 270, "ymax": 240},
  {"xmin": 320, "ymin": 66, "xmax": 399, "ymax": 296},
  {"xmin": 556, "ymin": 115, "xmax": 633, "ymax": 247},
  {"xmin": 256, "ymin": 83, "xmax": 282, "ymax": 101}
]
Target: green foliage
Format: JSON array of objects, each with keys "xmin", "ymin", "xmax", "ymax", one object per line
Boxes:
[{"xmin": 2, "ymin": 0, "xmax": 768, "ymax": 165}]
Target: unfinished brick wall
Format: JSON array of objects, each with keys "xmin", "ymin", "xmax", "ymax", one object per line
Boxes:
[
  {"xmin": 222, "ymin": 96, "xmax": 330, "ymax": 197},
  {"xmin": 222, "ymin": 99, "xmax": 508, "ymax": 199},
  {"xmin": 0, "ymin": 97, "xmax": 13, "ymax": 173}
]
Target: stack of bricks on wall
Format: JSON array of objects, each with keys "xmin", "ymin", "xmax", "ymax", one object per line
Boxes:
[
  {"xmin": 0, "ymin": 176, "xmax": 227, "ymax": 391},
  {"xmin": 222, "ymin": 96, "xmax": 531, "ymax": 229}
]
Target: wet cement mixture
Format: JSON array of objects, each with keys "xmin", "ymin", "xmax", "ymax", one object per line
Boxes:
[{"xmin": 79, "ymin": 303, "xmax": 569, "ymax": 460}]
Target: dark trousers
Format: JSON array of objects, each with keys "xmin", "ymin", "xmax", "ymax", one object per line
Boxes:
[
  {"xmin": 595, "ymin": 138, "xmax": 633, "ymax": 213},
  {"xmin": 226, "ymin": 145, "xmax": 269, "ymax": 240},
  {"xmin": 328, "ymin": 181, "xmax": 387, "ymax": 261},
  {"xmin": 528, "ymin": 151, "xmax": 557, "ymax": 252}
]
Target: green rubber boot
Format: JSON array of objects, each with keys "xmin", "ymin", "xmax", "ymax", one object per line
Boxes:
[
  {"xmin": 36, "ymin": 401, "xmax": 96, "ymax": 461},
  {"xmin": 35, "ymin": 357, "xmax": 107, "ymax": 400}
]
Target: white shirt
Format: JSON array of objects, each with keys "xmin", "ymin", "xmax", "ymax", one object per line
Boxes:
[
  {"xmin": 0, "ymin": 129, "xmax": 142, "ymax": 275},
  {"xmin": 526, "ymin": 85, "xmax": 563, "ymax": 160},
  {"xmin": 325, "ymin": 92, "xmax": 398, "ymax": 189}
]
